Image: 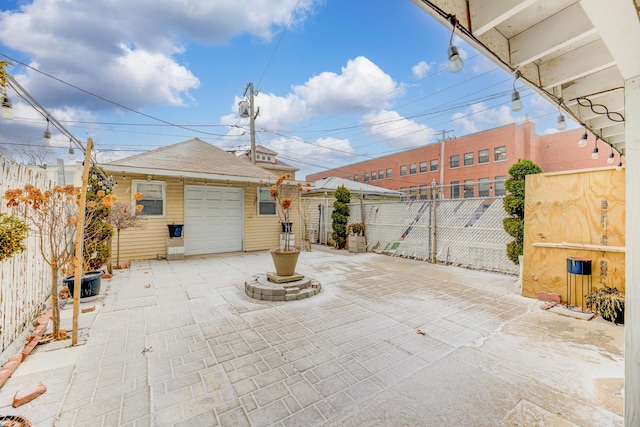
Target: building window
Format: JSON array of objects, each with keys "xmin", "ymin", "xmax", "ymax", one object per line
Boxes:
[
  {"xmin": 133, "ymin": 180, "xmax": 165, "ymax": 217},
  {"xmin": 450, "ymin": 155, "xmax": 460, "ymax": 168},
  {"xmin": 478, "ymin": 178, "xmax": 490, "ymax": 197},
  {"xmin": 400, "ymin": 187, "xmax": 407, "ymax": 201},
  {"xmin": 370, "ymin": 170, "xmax": 376, "ymax": 181},
  {"xmin": 409, "ymin": 164, "xmax": 417, "ymax": 175},
  {"xmin": 464, "ymin": 180, "xmax": 474, "ymax": 198},
  {"xmin": 419, "ymin": 185, "xmax": 428, "ymax": 200},
  {"xmin": 430, "ymin": 159, "xmax": 438, "ymax": 172},
  {"xmin": 386, "ymin": 168, "xmax": 392, "ymax": 179},
  {"xmin": 419, "ymin": 161, "xmax": 427, "ymax": 173},
  {"xmin": 494, "ymin": 146, "xmax": 507, "ymax": 161},
  {"xmin": 451, "ymin": 181, "xmax": 460, "ymax": 199},
  {"xmin": 379, "ymin": 170, "xmax": 384, "ymax": 180},
  {"xmin": 258, "ymin": 187, "xmax": 277, "ymax": 216},
  {"xmin": 354, "ymin": 174, "xmax": 359, "ymax": 182},
  {"xmin": 364, "ymin": 172, "xmax": 369, "ymax": 182},
  {"xmin": 464, "ymin": 152, "xmax": 474, "ymax": 166},
  {"xmin": 495, "ymin": 176, "xmax": 506, "ymax": 196},
  {"xmin": 409, "ymin": 186, "xmax": 417, "ymax": 200},
  {"xmin": 478, "ymin": 149, "xmax": 489, "ymax": 164},
  {"xmin": 400, "ymin": 165, "xmax": 407, "ymax": 177}
]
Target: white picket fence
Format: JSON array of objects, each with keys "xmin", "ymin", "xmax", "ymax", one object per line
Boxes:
[{"xmin": 0, "ymin": 160, "xmax": 53, "ymax": 356}]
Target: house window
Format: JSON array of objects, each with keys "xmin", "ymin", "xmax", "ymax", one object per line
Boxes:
[
  {"xmin": 495, "ymin": 176, "xmax": 507, "ymax": 196},
  {"xmin": 478, "ymin": 178, "xmax": 490, "ymax": 197},
  {"xmin": 464, "ymin": 152, "xmax": 474, "ymax": 166},
  {"xmin": 450, "ymin": 155, "xmax": 460, "ymax": 168},
  {"xmin": 370, "ymin": 171, "xmax": 375, "ymax": 181},
  {"xmin": 133, "ymin": 180, "xmax": 166, "ymax": 217},
  {"xmin": 495, "ymin": 146, "xmax": 507, "ymax": 161},
  {"xmin": 464, "ymin": 180, "xmax": 474, "ymax": 198},
  {"xmin": 409, "ymin": 164, "xmax": 417, "ymax": 175},
  {"xmin": 419, "ymin": 185, "xmax": 428, "ymax": 200},
  {"xmin": 419, "ymin": 161, "xmax": 427, "ymax": 173},
  {"xmin": 378, "ymin": 170, "xmax": 384, "ymax": 180},
  {"xmin": 478, "ymin": 149, "xmax": 489, "ymax": 164},
  {"xmin": 451, "ymin": 181, "xmax": 460, "ymax": 199},
  {"xmin": 400, "ymin": 165, "xmax": 407, "ymax": 177},
  {"xmin": 430, "ymin": 159, "xmax": 438, "ymax": 172},
  {"xmin": 386, "ymin": 168, "xmax": 392, "ymax": 179},
  {"xmin": 354, "ymin": 174, "xmax": 359, "ymax": 182},
  {"xmin": 258, "ymin": 187, "xmax": 277, "ymax": 216},
  {"xmin": 364, "ymin": 172, "xmax": 369, "ymax": 182}
]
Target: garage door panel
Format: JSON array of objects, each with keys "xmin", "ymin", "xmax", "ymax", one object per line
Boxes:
[{"xmin": 184, "ymin": 186, "xmax": 243, "ymax": 255}]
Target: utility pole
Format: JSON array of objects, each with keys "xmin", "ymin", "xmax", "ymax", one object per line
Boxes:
[
  {"xmin": 437, "ymin": 129, "xmax": 454, "ymax": 198},
  {"xmin": 243, "ymin": 83, "xmax": 256, "ymax": 164}
]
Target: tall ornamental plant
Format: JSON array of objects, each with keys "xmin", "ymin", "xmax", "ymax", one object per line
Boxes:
[
  {"xmin": 332, "ymin": 185, "xmax": 351, "ymax": 249},
  {"xmin": 502, "ymin": 159, "xmax": 542, "ymax": 264},
  {"xmin": 4, "ymin": 184, "xmax": 80, "ymax": 336}
]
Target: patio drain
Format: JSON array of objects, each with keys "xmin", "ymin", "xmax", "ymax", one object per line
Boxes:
[{"xmin": 245, "ymin": 274, "xmax": 321, "ymax": 301}]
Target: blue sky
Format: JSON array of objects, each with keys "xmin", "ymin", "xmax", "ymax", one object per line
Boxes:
[{"xmin": 0, "ymin": 0, "xmax": 572, "ymax": 179}]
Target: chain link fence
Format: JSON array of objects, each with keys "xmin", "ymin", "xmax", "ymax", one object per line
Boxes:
[{"xmin": 346, "ymin": 197, "xmax": 518, "ymax": 275}]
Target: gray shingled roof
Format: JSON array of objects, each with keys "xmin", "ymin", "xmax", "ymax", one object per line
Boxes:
[
  {"xmin": 107, "ymin": 138, "xmax": 276, "ymax": 180},
  {"xmin": 310, "ymin": 176, "xmax": 403, "ymax": 196}
]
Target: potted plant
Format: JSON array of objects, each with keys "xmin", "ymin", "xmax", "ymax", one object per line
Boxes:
[
  {"xmin": 0, "ymin": 213, "xmax": 29, "ymax": 262},
  {"xmin": 109, "ymin": 196, "xmax": 145, "ymax": 268},
  {"xmin": 269, "ymin": 174, "xmax": 308, "ymax": 276},
  {"xmin": 586, "ymin": 286, "xmax": 625, "ymax": 325},
  {"xmin": 347, "ymin": 222, "xmax": 366, "ymax": 253}
]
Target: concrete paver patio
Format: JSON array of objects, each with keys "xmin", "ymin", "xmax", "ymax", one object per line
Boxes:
[{"xmin": 0, "ymin": 246, "xmax": 624, "ymax": 426}]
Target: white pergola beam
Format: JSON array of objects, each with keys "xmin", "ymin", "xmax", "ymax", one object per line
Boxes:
[
  {"xmin": 586, "ymin": 110, "xmax": 625, "ymax": 130},
  {"xmin": 510, "ymin": 3, "xmax": 596, "ymax": 67},
  {"xmin": 470, "ymin": 0, "xmax": 537, "ymax": 36},
  {"xmin": 601, "ymin": 123, "xmax": 626, "ymax": 138},
  {"xmin": 539, "ymin": 39, "xmax": 615, "ymax": 89},
  {"xmin": 561, "ymin": 66, "xmax": 624, "ymax": 101},
  {"xmin": 581, "ymin": 0, "xmax": 640, "ymax": 81}
]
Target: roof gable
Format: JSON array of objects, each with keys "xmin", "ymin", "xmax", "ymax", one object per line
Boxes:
[{"xmin": 108, "ymin": 138, "xmax": 275, "ymax": 180}]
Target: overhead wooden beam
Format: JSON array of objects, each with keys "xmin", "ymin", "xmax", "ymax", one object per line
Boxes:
[
  {"xmin": 469, "ymin": 0, "xmax": 537, "ymax": 36},
  {"xmin": 540, "ymin": 39, "xmax": 615, "ymax": 89},
  {"xmin": 561, "ymin": 66, "xmax": 624, "ymax": 101},
  {"xmin": 510, "ymin": 3, "xmax": 596, "ymax": 68},
  {"xmin": 601, "ymin": 123, "xmax": 626, "ymax": 138}
]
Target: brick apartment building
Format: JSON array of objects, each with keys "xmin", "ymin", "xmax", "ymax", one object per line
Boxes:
[{"xmin": 306, "ymin": 121, "xmax": 622, "ymax": 200}]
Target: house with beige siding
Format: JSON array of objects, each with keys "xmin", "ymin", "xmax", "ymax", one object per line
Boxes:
[{"xmin": 101, "ymin": 138, "xmax": 304, "ymax": 262}]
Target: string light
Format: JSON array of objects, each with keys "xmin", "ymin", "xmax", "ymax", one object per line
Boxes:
[
  {"xmin": 511, "ymin": 71, "xmax": 523, "ymax": 112},
  {"xmin": 447, "ymin": 15, "xmax": 463, "ymax": 73},
  {"xmin": 591, "ymin": 136, "xmax": 600, "ymax": 160},
  {"xmin": 607, "ymin": 146, "xmax": 615, "ymax": 164},
  {"xmin": 578, "ymin": 128, "xmax": 588, "ymax": 147}
]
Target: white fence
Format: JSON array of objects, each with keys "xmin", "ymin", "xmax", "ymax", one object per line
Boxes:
[
  {"xmin": 0, "ymin": 160, "xmax": 53, "ymax": 357},
  {"xmin": 347, "ymin": 198, "xmax": 518, "ymax": 275}
]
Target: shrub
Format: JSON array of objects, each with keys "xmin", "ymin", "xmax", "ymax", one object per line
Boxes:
[
  {"xmin": 0, "ymin": 213, "xmax": 29, "ymax": 262},
  {"xmin": 332, "ymin": 186, "xmax": 351, "ymax": 249},
  {"xmin": 502, "ymin": 159, "xmax": 542, "ymax": 264}
]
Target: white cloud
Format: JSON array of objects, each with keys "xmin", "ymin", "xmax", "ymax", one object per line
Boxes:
[
  {"xmin": 266, "ymin": 136, "xmax": 356, "ymax": 172},
  {"xmin": 362, "ymin": 110, "xmax": 436, "ymax": 149},
  {"xmin": 451, "ymin": 102, "xmax": 521, "ymax": 134},
  {"xmin": 412, "ymin": 61, "xmax": 431, "ymax": 79},
  {"xmin": 0, "ymin": 0, "xmax": 321, "ymax": 111}
]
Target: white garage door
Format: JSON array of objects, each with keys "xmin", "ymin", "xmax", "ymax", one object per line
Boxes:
[{"xmin": 184, "ymin": 186, "xmax": 243, "ymax": 255}]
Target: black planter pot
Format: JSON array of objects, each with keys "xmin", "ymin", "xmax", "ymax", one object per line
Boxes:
[
  {"xmin": 63, "ymin": 270, "xmax": 104, "ymax": 302},
  {"xmin": 167, "ymin": 224, "xmax": 184, "ymax": 238},
  {"xmin": 601, "ymin": 307, "xmax": 625, "ymax": 325}
]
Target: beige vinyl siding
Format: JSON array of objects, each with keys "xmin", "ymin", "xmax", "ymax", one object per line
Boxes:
[
  {"xmin": 111, "ymin": 174, "xmax": 184, "ymax": 262},
  {"xmin": 244, "ymin": 186, "xmax": 302, "ymax": 251}
]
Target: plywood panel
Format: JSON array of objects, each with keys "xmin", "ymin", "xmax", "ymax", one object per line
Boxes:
[{"xmin": 523, "ymin": 168, "xmax": 625, "ymax": 300}]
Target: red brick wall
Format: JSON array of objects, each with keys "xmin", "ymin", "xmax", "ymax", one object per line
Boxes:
[{"xmin": 306, "ymin": 122, "xmax": 621, "ymax": 198}]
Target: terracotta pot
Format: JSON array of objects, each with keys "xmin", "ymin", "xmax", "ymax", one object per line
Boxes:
[{"xmin": 270, "ymin": 249, "xmax": 300, "ymax": 276}]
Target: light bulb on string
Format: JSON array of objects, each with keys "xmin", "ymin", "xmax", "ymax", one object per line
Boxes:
[
  {"xmin": 447, "ymin": 16, "xmax": 463, "ymax": 73},
  {"xmin": 578, "ymin": 129, "xmax": 588, "ymax": 147},
  {"xmin": 591, "ymin": 137, "xmax": 600, "ymax": 160}
]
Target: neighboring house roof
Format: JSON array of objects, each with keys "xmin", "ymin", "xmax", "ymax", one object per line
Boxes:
[
  {"xmin": 103, "ymin": 138, "xmax": 276, "ymax": 182},
  {"xmin": 225, "ymin": 144, "xmax": 299, "ymax": 174},
  {"xmin": 309, "ymin": 176, "xmax": 403, "ymax": 197}
]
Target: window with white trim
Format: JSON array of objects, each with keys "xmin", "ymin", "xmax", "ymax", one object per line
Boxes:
[
  {"xmin": 133, "ymin": 180, "xmax": 166, "ymax": 217},
  {"xmin": 258, "ymin": 187, "xmax": 277, "ymax": 216}
]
